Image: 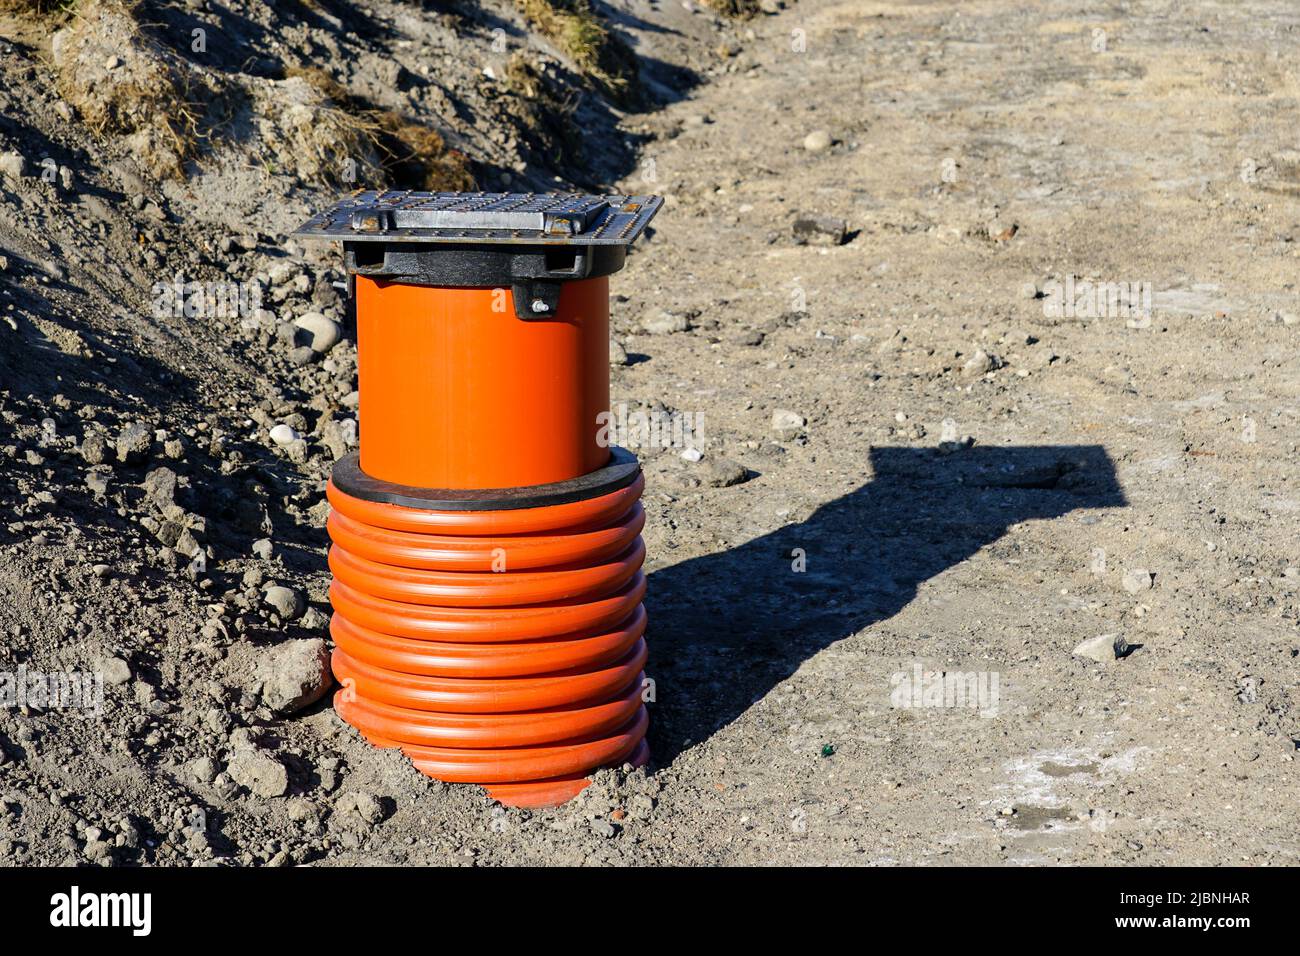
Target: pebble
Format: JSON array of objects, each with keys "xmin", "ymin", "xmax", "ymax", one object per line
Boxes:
[
  {"xmin": 680, "ymin": 447, "xmax": 703, "ymax": 463},
  {"xmin": 80, "ymin": 432, "xmax": 109, "ymax": 465},
  {"xmin": 114, "ymin": 422, "xmax": 152, "ymax": 465},
  {"xmin": 252, "ymin": 538, "xmax": 273, "ymax": 560},
  {"xmin": 227, "ymin": 750, "xmax": 288, "ymax": 799},
  {"xmin": 703, "ymin": 458, "xmax": 748, "ymax": 487},
  {"xmin": 269, "ymin": 424, "xmax": 300, "ymax": 448},
  {"xmin": 1073, "ymin": 633, "xmax": 1125, "ymax": 663},
  {"xmin": 609, "ymin": 339, "xmax": 630, "ymax": 365},
  {"xmin": 1275, "ymin": 311, "xmax": 1298, "ymax": 327},
  {"xmin": 263, "ymin": 585, "xmax": 305, "ymax": 621},
  {"xmin": 293, "ymin": 312, "xmax": 341, "ymax": 354},
  {"xmin": 101, "ymin": 655, "xmax": 132, "ymax": 686},
  {"xmin": 961, "ymin": 350, "xmax": 997, "ymax": 378},
  {"xmin": 1121, "ymin": 568, "xmax": 1154, "ymax": 594},
  {"xmin": 791, "ymin": 215, "xmax": 847, "ymax": 246},
  {"xmin": 802, "ymin": 129, "xmax": 832, "ymax": 152},
  {"xmin": 142, "ymin": 466, "xmax": 177, "ymax": 506},
  {"xmin": 771, "ymin": 408, "xmax": 806, "ymax": 440},
  {"xmin": 188, "ymin": 756, "xmax": 220, "ymax": 785},
  {"xmin": 643, "ymin": 310, "xmax": 691, "ymax": 335},
  {"xmin": 0, "ymin": 151, "xmax": 24, "ymax": 181},
  {"xmin": 254, "ymin": 638, "xmax": 332, "ymax": 714},
  {"xmin": 336, "ymin": 792, "xmax": 385, "ymax": 825}
]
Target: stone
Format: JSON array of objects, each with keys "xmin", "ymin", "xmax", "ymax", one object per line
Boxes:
[
  {"xmin": 263, "ymin": 585, "xmax": 305, "ymax": 621},
  {"xmin": 791, "ymin": 215, "xmax": 847, "ymax": 246},
  {"xmin": 268, "ymin": 424, "xmax": 299, "ymax": 448},
  {"xmin": 771, "ymin": 408, "xmax": 806, "ymax": 440},
  {"xmin": 609, "ymin": 339, "xmax": 630, "ymax": 365},
  {"xmin": 188, "ymin": 756, "xmax": 220, "ymax": 784},
  {"xmin": 255, "ymin": 638, "xmax": 332, "ymax": 714},
  {"xmin": 961, "ymin": 350, "xmax": 997, "ymax": 378},
  {"xmin": 101, "ymin": 655, "xmax": 132, "ymax": 686},
  {"xmin": 0, "ymin": 151, "xmax": 24, "ymax": 181},
  {"xmin": 115, "ymin": 422, "xmax": 152, "ymax": 465},
  {"xmin": 293, "ymin": 312, "xmax": 341, "ymax": 354},
  {"xmin": 1073, "ymin": 634, "xmax": 1124, "ymax": 663},
  {"xmin": 803, "ymin": 130, "xmax": 832, "ymax": 152},
  {"xmin": 1122, "ymin": 568, "xmax": 1154, "ymax": 594},
  {"xmin": 704, "ymin": 458, "xmax": 748, "ymax": 487},
  {"xmin": 80, "ymin": 432, "xmax": 108, "ymax": 465},
  {"xmin": 643, "ymin": 310, "xmax": 691, "ymax": 335},
  {"xmin": 142, "ymin": 467, "xmax": 177, "ymax": 506},
  {"xmin": 227, "ymin": 750, "xmax": 288, "ymax": 798}
]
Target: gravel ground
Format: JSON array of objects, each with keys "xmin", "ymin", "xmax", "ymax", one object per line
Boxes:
[{"xmin": 2, "ymin": 0, "xmax": 1299, "ymax": 866}]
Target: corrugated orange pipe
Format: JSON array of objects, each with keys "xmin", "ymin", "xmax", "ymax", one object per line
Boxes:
[{"xmin": 326, "ymin": 474, "xmax": 649, "ymax": 807}]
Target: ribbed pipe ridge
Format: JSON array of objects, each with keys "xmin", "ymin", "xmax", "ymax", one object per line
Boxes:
[{"xmin": 325, "ymin": 475, "xmax": 650, "ymax": 807}]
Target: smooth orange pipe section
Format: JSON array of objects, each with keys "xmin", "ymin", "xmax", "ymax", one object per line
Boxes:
[{"xmin": 355, "ymin": 276, "xmax": 611, "ymax": 490}]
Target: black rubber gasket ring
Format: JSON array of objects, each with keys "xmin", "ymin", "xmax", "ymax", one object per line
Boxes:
[{"xmin": 331, "ymin": 447, "xmax": 641, "ymax": 512}]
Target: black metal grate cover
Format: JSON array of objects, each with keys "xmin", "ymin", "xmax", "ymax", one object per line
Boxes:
[{"xmin": 293, "ymin": 190, "xmax": 662, "ymax": 246}]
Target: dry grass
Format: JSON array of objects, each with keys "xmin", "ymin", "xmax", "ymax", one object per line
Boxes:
[
  {"xmin": 0, "ymin": 0, "xmax": 76, "ymax": 15},
  {"xmin": 284, "ymin": 65, "xmax": 474, "ymax": 190},
  {"xmin": 514, "ymin": 0, "xmax": 639, "ymax": 105},
  {"xmin": 699, "ymin": 0, "xmax": 762, "ymax": 17},
  {"xmin": 51, "ymin": 0, "xmax": 225, "ymax": 179},
  {"xmin": 502, "ymin": 53, "xmax": 583, "ymax": 165}
]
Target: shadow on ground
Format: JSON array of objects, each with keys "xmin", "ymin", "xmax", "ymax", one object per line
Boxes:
[{"xmin": 645, "ymin": 445, "xmax": 1126, "ymax": 764}]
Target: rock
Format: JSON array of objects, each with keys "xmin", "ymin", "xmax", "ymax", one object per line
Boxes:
[
  {"xmin": 961, "ymin": 350, "xmax": 997, "ymax": 378},
  {"xmin": 1121, "ymin": 568, "xmax": 1154, "ymax": 594},
  {"xmin": 591, "ymin": 818, "xmax": 618, "ymax": 838},
  {"xmin": 267, "ymin": 261, "xmax": 298, "ymax": 286},
  {"xmin": 300, "ymin": 606, "xmax": 329, "ymax": 631},
  {"xmin": 252, "ymin": 538, "xmax": 273, "ymax": 560},
  {"xmin": 680, "ymin": 447, "xmax": 703, "ymax": 463},
  {"xmin": 336, "ymin": 791, "xmax": 386, "ymax": 825},
  {"xmin": 188, "ymin": 756, "xmax": 220, "ymax": 784},
  {"xmin": 609, "ymin": 339, "xmax": 629, "ymax": 365},
  {"xmin": 735, "ymin": 329, "xmax": 765, "ymax": 346},
  {"xmin": 0, "ymin": 151, "xmax": 24, "ymax": 181},
  {"xmin": 792, "ymin": 215, "xmax": 847, "ymax": 246},
  {"xmin": 114, "ymin": 422, "xmax": 152, "ymax": 465},
  {"xmin": 1019, "ymin": 280, "xmax": 1040, "ymax": 300},
  {"xmin": 293, "ymin": 312, "xmax": 341, "ymax": 354},
  {"xmin": 142, "ymin": 466, "xmax": 177, "ymax": 506},
  {"xmin": 643, "ymin": 310, "xmax": 691, "ymax": 335},
  {"xmin": 85, "ymin": 471, "xmax": 110, "ymax": 496},
  {"xmin": 802, "ymin": 129, "xmax": 832, "ymax": 152},
  {"xmin": 227, "ymin": 750, "xmax": 288, "ymax": 798},
  {"xmin": 704, "ymin": 458, "xmax": 748, "ymax": 487},
  {"xmin": 771, "ymin": 408, "xmax": 806, "ymax": 440},
  {"xmin": 263, "ymin": 585, "xmax": 305, "ymax": 621},
  {"xmin": 288, "ymin": 345, "xmax": 317, "ymax": 366},
  {"xmin": 1275, "ymin": 311, "xmax": 1299, "ymax": 327},
  {"xmin": 268, "ymin": 424, "xmax": 300, "ymax": 448},
  {"xmin": 80, "ymin": 432, "xmax": 108, "ymax": 465},
  {"xmin": 255, "ymin": 638, "xmax": 332, "ymax": 714},
  {"xmin": 101, "ymin": 655, "xmax": 132, "ymax": 686},
  {"xmin": 1073, "ymin": 633, "xmax": 1126, "ymax": 663}
]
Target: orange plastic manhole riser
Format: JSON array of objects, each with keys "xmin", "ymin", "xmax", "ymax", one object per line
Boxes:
[
  {"xmin": 356, "ymin": 276, "xmax": 612, "ymax": 491},
  {"xmin": 293, "ymin": 191, "xmax": 663, "ymax": 808}
]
